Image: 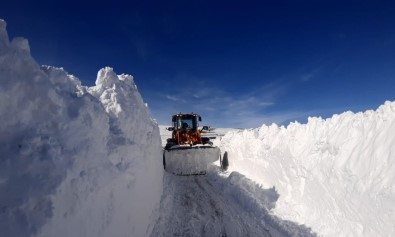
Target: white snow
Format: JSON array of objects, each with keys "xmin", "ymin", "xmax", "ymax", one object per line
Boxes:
[
  {"xmin": 157, "ymin": 125, "xmax": 315, "ymax": 236},
  {"xmin": 151, "ymin": 171, "xmax": 316, "ymax": 237},
  {"xmin": 0, "ymin": 19, "xmax": 163, "ymax": 237},
  {"xmin": 220, "ymin": 102, "xmax": 395, "ymax": 236}
]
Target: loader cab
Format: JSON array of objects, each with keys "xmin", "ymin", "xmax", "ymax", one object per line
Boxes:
[{"xmin": 171, "ymin": 113, "xmax": 201, "ymax": 131}]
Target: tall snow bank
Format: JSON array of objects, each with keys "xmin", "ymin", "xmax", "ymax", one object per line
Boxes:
[
  {"xmin": 0, "ymin": 19, "xmax": 163, "ymax": 237},
  {"xmin": 220, "ymin": 102, "xmax": 395, "ymax": 236}
]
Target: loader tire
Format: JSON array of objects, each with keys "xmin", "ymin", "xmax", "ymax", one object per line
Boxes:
[
  {"xmin": 221, "ymin": 151, "xmax": 229, "ymax": 171},
  {"xmin": 163, "ymin": 152, "xmax": 166, "ymax": 170},
  {"xmin": 165, "ymin": 142, "xmax": 175, "ymax": 150}
]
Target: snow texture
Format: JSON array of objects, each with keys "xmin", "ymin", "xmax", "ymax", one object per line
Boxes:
[
  {"xmin": 151, "ymin": 171, "xmax": 316, "ymax": 237},
  {"xmin": 0, "ymin": 19, "xmax": 163, "ymax": 237},
  {"xmin": 220, "ymin": 102, "xmax": 395, "ymax": 236},
  {"xmin": 157, "ymin": 126, "xmax": 316, "ymax": 236}
]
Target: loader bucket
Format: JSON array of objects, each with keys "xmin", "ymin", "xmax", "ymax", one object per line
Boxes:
[{"xmin": 163, "ymin": 145, "xmax": 220, "ymax": 175}]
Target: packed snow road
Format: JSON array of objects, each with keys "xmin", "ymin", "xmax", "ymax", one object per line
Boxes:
[{"xmin": 151, "ymin": 169, "xmax": 316, "ymax": 237}]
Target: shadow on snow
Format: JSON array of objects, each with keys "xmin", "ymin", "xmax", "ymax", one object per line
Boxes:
[{"xmin": 151, "ymin": 169, "xmax": 317, "ymax": 237}]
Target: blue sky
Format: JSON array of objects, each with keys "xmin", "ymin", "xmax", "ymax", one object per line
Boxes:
[{"xmin": 2, "ymin": 1, "xmax": 395, "ymax": 128}]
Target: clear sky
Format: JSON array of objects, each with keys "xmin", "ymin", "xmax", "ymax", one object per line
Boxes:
[{"xmin": 2, "ymin": 1, "xmax": 395, "ymax": 128}]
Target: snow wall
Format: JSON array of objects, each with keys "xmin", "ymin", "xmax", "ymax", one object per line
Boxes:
[
  {"xmin": 220, "ymin": 102, "xmax": 395, "ymax": 236},
  {"xmin": 0, "ymin": 19, "xmax": 163, "ymax": 237}
]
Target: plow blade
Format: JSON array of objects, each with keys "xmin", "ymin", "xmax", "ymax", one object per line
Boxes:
[{"xmin": 163, "ymin": 146, "xmax": 220, "ymax": 175}]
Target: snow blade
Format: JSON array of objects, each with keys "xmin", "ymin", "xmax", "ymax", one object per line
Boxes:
[{"xmin": 163, "ymin": 145, "xmax": 220, "ymax": 175}]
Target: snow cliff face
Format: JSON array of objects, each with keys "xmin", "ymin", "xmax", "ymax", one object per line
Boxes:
[
  {"xmin": 0, "ymin": 19, "xmax": 163, "ymax": 237},
  {"xmin": 220, "ymin": 102, "xmax": 395, "ymax": 236}
]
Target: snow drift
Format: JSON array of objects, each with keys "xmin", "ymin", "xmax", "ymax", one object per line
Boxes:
[
  {"xmin": 220, "ymin": 102, "xmax": 395, "ymax": 236},
  {"xmin": 0, "ymin": 19, "xmax": 163, "ymax": 237}
]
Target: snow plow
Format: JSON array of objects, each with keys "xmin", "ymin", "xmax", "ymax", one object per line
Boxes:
[{"xmin": 163, "ymin": 113, "xmax": 228, "ymax": 175}]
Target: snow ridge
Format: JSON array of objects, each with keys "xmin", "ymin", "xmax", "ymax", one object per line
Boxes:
[
  {"xmin": 220, "ymin": 102, "xmax": 395, "ymax": 236},
  {"xmin": 0, "ymin": 19, "xmax": 163, "ymax": 237}
]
